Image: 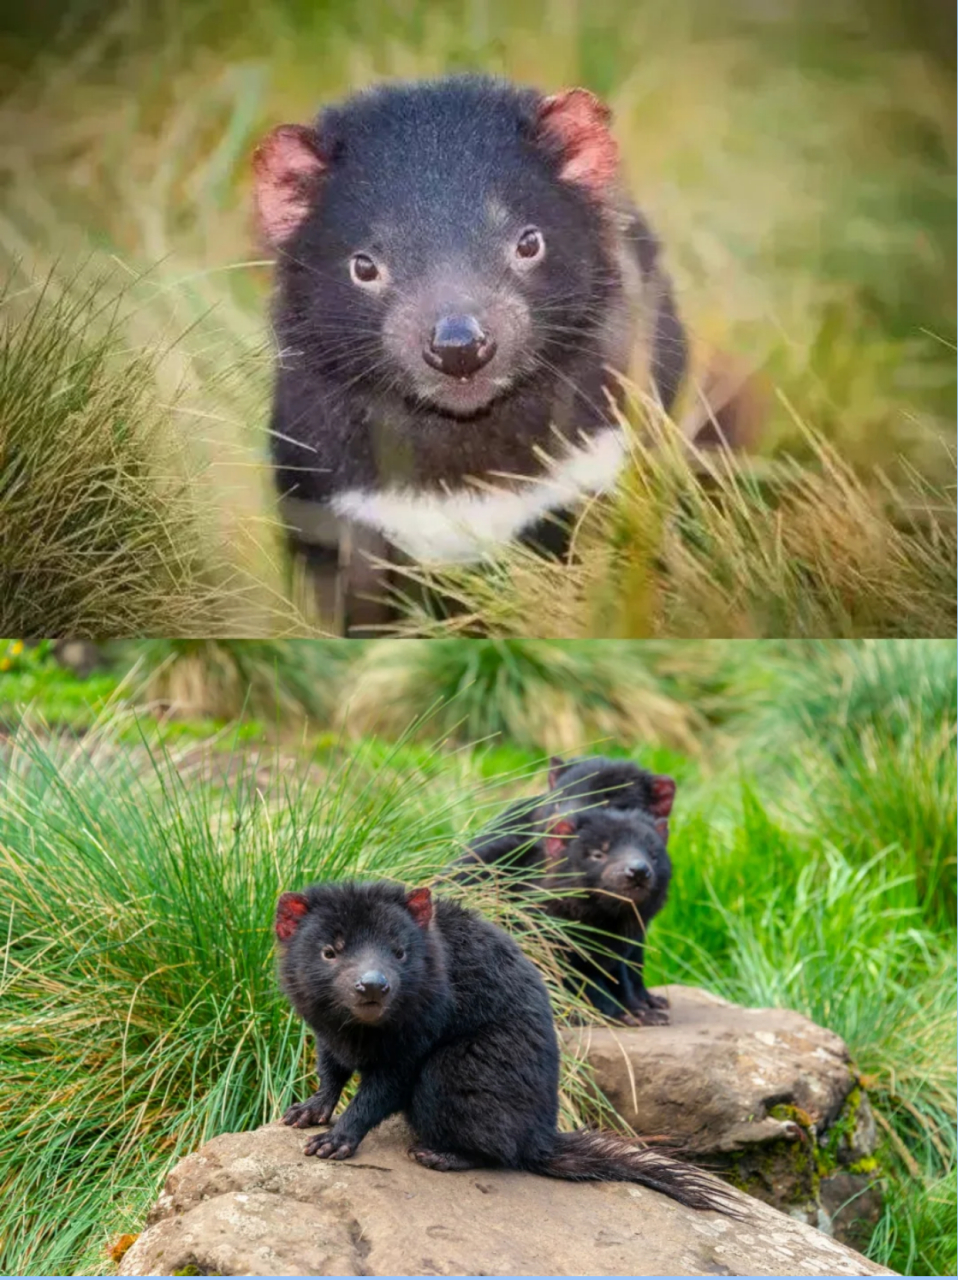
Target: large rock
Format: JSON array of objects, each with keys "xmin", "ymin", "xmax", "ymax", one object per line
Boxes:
[
  {"xmin": 565, "ymin": 986, "xmax": 882, "ymax": 1246},
  {"xmin": 120, "ymin": 1117, "xmax": 894, "ymax": 1277}
]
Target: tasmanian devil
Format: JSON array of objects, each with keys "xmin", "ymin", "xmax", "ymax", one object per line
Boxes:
[
  {"xmin": 252, "ymin": 74, "xmax": 688, "ymax": 599},
  {"xmin": 454, "ymin": 754, "xmax": 675, "ymax": 1024},
  {"xmin": 275, "ymin": 879, "xmax": 733, "ymax": 1212}
]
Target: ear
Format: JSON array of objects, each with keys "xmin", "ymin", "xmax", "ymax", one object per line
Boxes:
[
  {"xmin": 547, "ymin": 755, "xmax": 566, "ymax": 789},
  {"xmin": 405, "ymin": 887, "xmax": 433, "ymax": 930},
  {"xmin": 275, "ymin": 891, "xmax": 310, "ymax": 943},
  {"xmin": 252, "ymin": 124, "xmax": 327, "ymax": 246},
  {"xmin": 653, "ymin": 818, "xmax": 669, "ymax": 842},
  {"xmin": 536, "ymin": 88, "xmax": 619, "ymax": 195},
  {"xmin": 544, "ymin": 818, "xmax": 576, "ymax": 862},
  {"xmin": 649, "ymin": 775, "xmax": 676, "ymax": 818}
]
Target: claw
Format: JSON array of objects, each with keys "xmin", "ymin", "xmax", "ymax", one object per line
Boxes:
[{"xmin": 305, "ymin": 1130, "xmax": 356, "ymax": 1160}]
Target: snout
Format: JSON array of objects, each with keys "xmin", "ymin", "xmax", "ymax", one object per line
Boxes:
[
  {"xmin": 355, "ymin": 969, "xmax": 390, "ymax": 997},
  {"xmin": 605, "ymin": 856, "xmax": 654, "ymax": 900},
  {"xmin": 423, "ymin": 314, "xmax": 497, "ymax": 380},
  {"xmin": 350, "ymin": 969, "xmax": 392, "ymax": 1022},
  {"xmin": 624, "ymin": 859, "xmax": 653, "ymax": 887}
]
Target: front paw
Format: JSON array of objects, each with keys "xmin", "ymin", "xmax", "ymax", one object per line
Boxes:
[
  {"xmin": 621, "ymin": 1006, "xmax": 669, "ymax": 1026},
  {"xmin": 304, "ymin": 1126, "xmax": 359, "ymax": 1160},
  {"xmin": 283, "ymin": 1095, "xmax": 337, "ymax": 1128},
  {"xmin": 626, "ymin": 988, "xmax": 670, "ymax": 1014}
]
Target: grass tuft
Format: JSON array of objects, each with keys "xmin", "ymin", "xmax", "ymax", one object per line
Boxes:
[
  {"xmin": 0, "ymin": 268, "xmax": 238, "ymax": 636},
  {"xmin": 339, "ymin": 638, "xmax": 701, "ymax": 753}
]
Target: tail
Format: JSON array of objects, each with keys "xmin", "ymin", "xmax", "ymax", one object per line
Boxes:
[
  {"xmin": 533, "ymin": 1130, "xmax": 741, "ymax": 1215},
  {"xmin": 678, "ymin": 351, "xmax": 769, "ymax": 456}
]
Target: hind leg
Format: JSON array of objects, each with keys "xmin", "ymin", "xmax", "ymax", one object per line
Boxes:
[
  {"xmin": 408, "ymin": 1147, "xmax": 483, "ymax": 1172},
  {"xmin": 408, "ymin": 1028, "xmax": 557, "ymax": 1172}
]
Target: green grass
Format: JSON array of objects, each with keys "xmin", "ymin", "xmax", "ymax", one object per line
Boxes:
[
  {"xmin": 0, "ymin": 638, "xmax": 953, "ymax": 1275},
  {"xmin": 0, "ymin": 0, "xmax": 954, "ymax": 636},
  {"xmin": 0, "ymin": 640, "xmax": 122, "ymax": 728}
]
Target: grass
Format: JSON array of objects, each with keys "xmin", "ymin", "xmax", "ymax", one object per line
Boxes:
[
  {"xmin": 337, "ymin": 638, "xmax": 703, "ymax": 753},
  {"xmin": 0, "ymin": 638, "xmax": 953, "ymax": 1275},
  {"xmin": 0, "ymin": 0, "xmax": 954, "ymax": 636},
  {"xmin": 131, "ymin": 638, "xmax": 356, "ymax": 721},
  {"xmin": 0, "ymin": 271, "xmax": 240, "ymax": 636}
]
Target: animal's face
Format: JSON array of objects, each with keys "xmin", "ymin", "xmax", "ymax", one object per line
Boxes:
[
  {"xmin": 274, "ymin": 883, "xmax": 433, "ymax": 1027},
  {"xmin": 544, "ymin": 809, "xmax": 671, "ymax": 908},
  {"xmin": 254, "ymin": 77, "xmax": 619, "ymax": 418}
]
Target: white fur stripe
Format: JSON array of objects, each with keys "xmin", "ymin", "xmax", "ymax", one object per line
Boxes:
[{"xmin": 331, "ymin": 428, "xmax": 626, "ymax": 563}]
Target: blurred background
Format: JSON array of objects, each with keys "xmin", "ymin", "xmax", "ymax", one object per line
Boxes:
[
  {"xmin": 0, "ymin": 635, "xmax": 955, "ymax": 1274},
  {"xmin": 0, "ymin": 0, "xmax": 954, "ymax": 637}
]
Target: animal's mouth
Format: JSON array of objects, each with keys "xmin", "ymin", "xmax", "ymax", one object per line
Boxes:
[
  {"xmin": 598, "ymin": 879, "xmax": 653, "ymax": 906},
  {"xmin": 351, "ymin": 998, "xmax": 389, "ymax": 1024},
  {"xmin": 416, "ymin": 368, "xmax": 513, "ymax": 417}
]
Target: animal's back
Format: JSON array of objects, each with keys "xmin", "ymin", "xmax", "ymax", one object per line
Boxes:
[{"xmin": 410, "ymin": 896, "xmax": 561, "ymax": 1164}]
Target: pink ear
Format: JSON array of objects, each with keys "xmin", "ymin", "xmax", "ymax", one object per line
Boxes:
[
  {"xmin": 544, "ymin": 818, "xmax": 575, "ymax": 861},
  {"xmin": 649, "ymin": 775, "xmax": 676, "ymax": 818},
  {"xmin": 252, "ymin": 124, "xmax": 326, "ymax": 246},
  {"xmin": 547, "ymin": 756, "xmax": 565, "ymax": 789},
  {"xmin": 537, "ymin": 88, "xmax": 619, "ymax": 194},
  {"xmin": 275, "ymin": 891, "xmax": 310, "ymax": 942},
  {"xmin": 654, "ymin": 818, "xmax": 669, "ymax": 842},
  {"xmin": 405, "ymin": 887, "xmax": 433, "ymax": 929}
]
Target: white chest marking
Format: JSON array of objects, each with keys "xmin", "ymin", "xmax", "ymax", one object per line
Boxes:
[{"xmin": 331, "ymin": 428, "xmax": 627, "ymax": 563}]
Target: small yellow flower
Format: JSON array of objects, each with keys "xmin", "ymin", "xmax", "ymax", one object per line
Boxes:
[
  {"xmin": 10, "ymin": 640, "xmax": 24, "ymax": 656},
  {"xmin": 0, "ymin": 658, "xmax": 10, "ymax": 672}
]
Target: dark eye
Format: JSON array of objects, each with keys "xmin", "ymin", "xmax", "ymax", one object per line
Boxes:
[
  {"xmin": 515, "ymin": 227, "xmax": 545, "ymax": 262},
  {"xmin": 321, "ymin": 945, "xmax": 337, "ymax": 961},
  {"xmin": 588, "ymin": 850, "xmax": 606, "ymax": 862},
  {"xmin": 394, "ymin": 947, "xmax": 406, "ymax": 961},
  {"xmin": 350, "ymin": 253, "xmax": 380, "ymax": 285}
]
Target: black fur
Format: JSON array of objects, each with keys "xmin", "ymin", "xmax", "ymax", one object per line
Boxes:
[
  {"xmin": 276, "ymin": 879, "xmax": 734, "ymax": 1213},
  {"xmin": 265, "ymin": 74, "xmax": 686, "ymax": 524},
  {"xmin": 454, "ymin": 755, "xmax": 675, "ymax": 1024}
]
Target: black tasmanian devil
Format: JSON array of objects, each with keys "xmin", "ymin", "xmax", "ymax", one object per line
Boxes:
[
  {"xmin": 454, "ymin": 753, "xmax": 676, "ymax": 1024},
  {"xmin": 253, "ymin": 74, "xmax": 688, "ymax": 571},
  {"xmin": 274, "ymin": 879, "xmax": 735, "ymax": 1212}
]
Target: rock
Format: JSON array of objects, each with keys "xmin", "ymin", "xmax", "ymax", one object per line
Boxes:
[
  {"xmin": 120, "ymin": 1117, "xmax": 895, "ymax": 1277},
  {"xmin": 563, "ymin": 985, "xmax": 882, "ymax": 1245}
]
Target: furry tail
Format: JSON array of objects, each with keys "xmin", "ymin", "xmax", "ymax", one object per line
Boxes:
[{"xmin": 533, "ymin": 1130, "xmax": 740, "ymax": 1215}]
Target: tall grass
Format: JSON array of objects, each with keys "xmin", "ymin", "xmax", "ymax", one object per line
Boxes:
[
  {"xmin": 0, "ymin": 271, "xmax": 236, "ymax": 636},
  {"xmin": 0, "ymin": 0, "xmax": 953, "ymax": 637}
]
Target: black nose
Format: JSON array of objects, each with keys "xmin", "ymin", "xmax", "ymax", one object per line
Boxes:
[
  {"xmin": 423, "ymin": 314, "xmax": 497, "ymax": 378},
  {"xmin": 625, "ymin": 860, "xmax": 652, "ymax": 884},
  {"xmin": 355, "ymin": 970, "xmax": 390, "ymax": 996}
]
